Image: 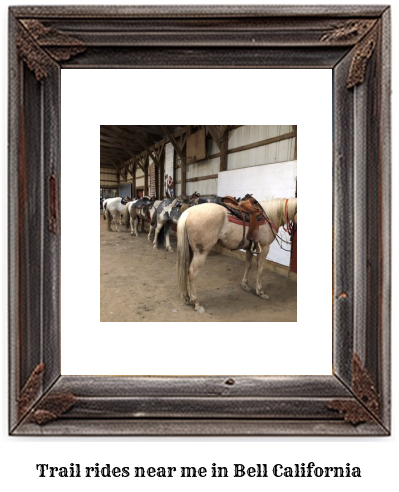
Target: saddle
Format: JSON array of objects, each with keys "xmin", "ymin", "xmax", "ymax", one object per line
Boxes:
[
  {"xmin": 193, "ymin": 195, "xmax": 220, "ymax": 205},
  {"xmin": 220, "ymin": 194, "xmax": 264, "ymax": 254},
  {"xmin": 172, "ymin": 192, "xmax": 201, "ymax": 209},
  {"xmin": 134, "ymin": 196, "xmax": 155, "ymax": 217}
]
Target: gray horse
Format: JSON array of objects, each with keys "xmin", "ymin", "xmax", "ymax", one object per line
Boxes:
[{"xmin": 152, "ymin": 193, "xmax": 218, "ymax": 251}]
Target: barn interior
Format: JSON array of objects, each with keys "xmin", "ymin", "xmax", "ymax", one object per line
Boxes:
[{"xmin": 100, "ymin": 125, "xmax": 297, "ymax": 278}]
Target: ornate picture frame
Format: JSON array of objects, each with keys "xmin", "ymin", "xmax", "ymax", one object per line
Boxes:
[{"xmin": 9, "ymin": 5, "xmax": 391, "ymax": 435}]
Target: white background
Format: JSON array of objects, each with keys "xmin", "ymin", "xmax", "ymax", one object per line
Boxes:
[
  {"xmin": 1, "ymin": 1, "xmax": 397, "ymax": 492},
  {"xmin": 61, "ymin": 68, "xmax": 331, "ymax": 376}
]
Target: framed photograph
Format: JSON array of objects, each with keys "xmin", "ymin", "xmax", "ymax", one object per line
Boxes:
[{"xmin": 9, "ymin": 5, "xmax": 391, "ymax": 435}]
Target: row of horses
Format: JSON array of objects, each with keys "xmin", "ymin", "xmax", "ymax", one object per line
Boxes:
[{"xmin": 102, "ymin": 194, "xmax": 297, "ymax": 314}]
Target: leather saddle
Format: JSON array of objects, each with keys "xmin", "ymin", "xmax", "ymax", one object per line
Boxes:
[
  {"xmin": 172, "ymin": 192, "xmax": 201, "ymax": 209},
  {"xmin": 220, "ymin": 194, "xmax": 264, "ymax": 254},
  {"xmin": 134, "ymin": 196, "xmax": 155, "ymax": 217}
]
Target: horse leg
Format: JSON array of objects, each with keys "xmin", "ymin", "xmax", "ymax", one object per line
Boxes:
[
  {"xmin": 148, "ymin": 210, "xmax": 157, "ymax": 241},
  {"xmin": 188, "ymin": 252, "xmax": 208, "ymax": 314},
  {"xmin": 255, "ymin": 246, "xmax": 270, "ymax": 299},
  {"xmin": 152, "ymin": 222, "xmax": 162, "ymax": 250},
  {"xmin": 147, "ymin": 223, "xmax": 154, "ymax": 241},
  {"xmin": 115, "ymin": 214, "xmax": 121, "ymax": 232},
  {"xmin": 165, "ymin": 223, "xmax": 173, "ymax": 252},
  {"xmin": 133, "ymin": 217, "xmax": 139, "ymax": 236},
  {"xmin": 241, "ymin": 249, "xmax": 253, "ymax": 292},
  {"xmin": 106, "ymin": 209, "xmax": 112, "ymax": 231},
  {"xmin": 129, "ymin": 216, "xmax": 135, "ymax": 236}
]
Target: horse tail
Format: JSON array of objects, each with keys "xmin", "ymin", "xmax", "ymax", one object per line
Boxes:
[
  {"xmin": 156, "ymin": 222, "xmax": 165, "ymax": 248},
  {"xmin": 177, "ymin": 209, "xmax": 192, "ymax": 298},
  {"xmin": 105, "ymin": 206, "xmax": 112, "ymax": 231},
  {"xmin": 124, "ymin": 204, "xmax": 131, "ymax": 230},
  {"xmin": 150, "ymin": 209, "xmax": 158, "ymax": 226},
  {"xmin": 103, "ymin": 201, "xmax": 107, "ymax": 220}
]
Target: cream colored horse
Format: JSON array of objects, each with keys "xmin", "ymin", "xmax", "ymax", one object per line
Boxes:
[{"xmin": 177, "ymin": 198, "xmax": 297, "ymax": 313}]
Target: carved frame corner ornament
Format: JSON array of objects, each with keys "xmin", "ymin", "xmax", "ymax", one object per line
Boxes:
[
  {"xmin": 346, "ymin": 27, "xmax": 379, "ymax": 88},
  {"xmin": 17, "ymin": 363, "xmax": 45, "ymax": 420},
  {"xmin": 17, "ymin": 364, "xmax": 76, "ymax": 425},
  {"xmin": 320, "ymin": 19, "xmax": 376, "ymax": 43},
  {"xmin": 9, "ymin": 6, "xmax": 391, "ymax": 436},
  {"xmin": 320, "ymin": 19, "xmax": 379, "ymax": 89},
  {"xmin": 328, "ymin": 354, "xmax": 380, "ymax": 425},
  {"xmin": 16, "ymin": 19, "xmax": 85, "ymax": 81}
]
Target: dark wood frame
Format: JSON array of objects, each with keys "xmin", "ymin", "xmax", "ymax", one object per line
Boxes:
[{"xmin": 9, "ymin": 5, "xmax": 391, "ymax": 436}]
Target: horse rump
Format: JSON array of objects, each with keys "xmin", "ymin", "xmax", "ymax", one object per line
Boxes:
[{"xmin": 176, "ymin": 209, "xmax": 193, "ymax": 299}]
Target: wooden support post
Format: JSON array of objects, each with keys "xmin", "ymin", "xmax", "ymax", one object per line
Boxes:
[
  {"xmin": 180, "ymin": 126, "xmax": 193, "ymax": 196},
  {"xmin": 159, "ymin": 150, "xmax": 164, "ymax": 199},
  {"xmin": 293, "ymin": 125, "xmax": 297, "ymax": 160},
  {"xmin": 181, "ymin": 157, "xmax": 187, "ymax": 195},
  {"xmin": 219, "ymin": 126, "xmax": 229, "ymax": 172},
  {"xmin": 220, "ymin": 137, "xmax": 228, "ymax": 171},
  {"xmin": 144, "ymin": 154, "xmax": 149, "ymax": 196},
  {"xmin": 132, "ymin": 162, "xmax": 136, "ymax": 198}
]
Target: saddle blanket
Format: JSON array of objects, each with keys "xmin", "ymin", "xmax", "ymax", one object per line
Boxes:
[{"xmin": 227, "ymin": 214, "xmax": 266, "ymax": 226}]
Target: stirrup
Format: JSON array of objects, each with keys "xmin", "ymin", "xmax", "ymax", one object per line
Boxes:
[{"xmin": 250, "ymin": 241, "xmax": 262, "ymax": 255}]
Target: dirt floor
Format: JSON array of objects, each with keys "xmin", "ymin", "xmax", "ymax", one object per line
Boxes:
[{"xmin": 100, "ymin": 214, "xmax": 297, "ymax": 322}]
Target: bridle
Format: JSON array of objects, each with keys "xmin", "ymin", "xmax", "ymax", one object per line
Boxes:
[{"xmin": 259, "ymin": 198, "xmax": 297, "ymax": 251}]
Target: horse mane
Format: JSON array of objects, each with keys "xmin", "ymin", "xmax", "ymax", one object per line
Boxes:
[{"xmin": 261, "ymin": 198, "xmax": 297, "ymax": 226}]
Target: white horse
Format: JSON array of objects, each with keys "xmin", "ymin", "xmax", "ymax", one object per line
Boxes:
[
  {"xmin": 124, "ymin": 197, "xmax": 161, "ymax": 237},
  {"xmin": 177, "ymin": 197, "xmax": 297, "ymax": 313},
  {"xmin": 104, "ymin": 197, "xmax": 131, "ymax": 232},
  {"xmin": 102, "ymin": 198, "xmax": 110, "ymax": 220}
]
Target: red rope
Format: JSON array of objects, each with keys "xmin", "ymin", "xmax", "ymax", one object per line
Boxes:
[{"xmin": 282, "ymin": 198, "xmax": 295, "ymax": 236}]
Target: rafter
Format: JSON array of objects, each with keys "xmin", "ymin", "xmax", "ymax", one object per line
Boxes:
[
  {"xmin": 161, "ymin": 125, "xmax": 185, "ymax": 161},
  {"xmin": 207, "ymin": 125, "xmax": 221, "ymax": 149},
  {"xmin": 130, "ymin": 128, "xmax": 161, "ymax": 169}
]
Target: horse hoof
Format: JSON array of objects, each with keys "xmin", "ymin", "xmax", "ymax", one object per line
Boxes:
[
  {"xmin": 167, "ymin": 248, "xmax": 174, "ymax": 253},
  {"xmin": 257, "ymin": 292, "xmax": 269, "ymax": 300},
  {"xmin": 195, "ymin": 306, "xmax": 205, "ymax": 314},
  {"xmin": 241, "ymin": 283, "xmax": 251, "ymax": 292}
]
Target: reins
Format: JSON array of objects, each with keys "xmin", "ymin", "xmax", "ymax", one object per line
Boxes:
[{"xmin": 259, "ymin": 198, "xmax": 297, "ymax": 252}]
